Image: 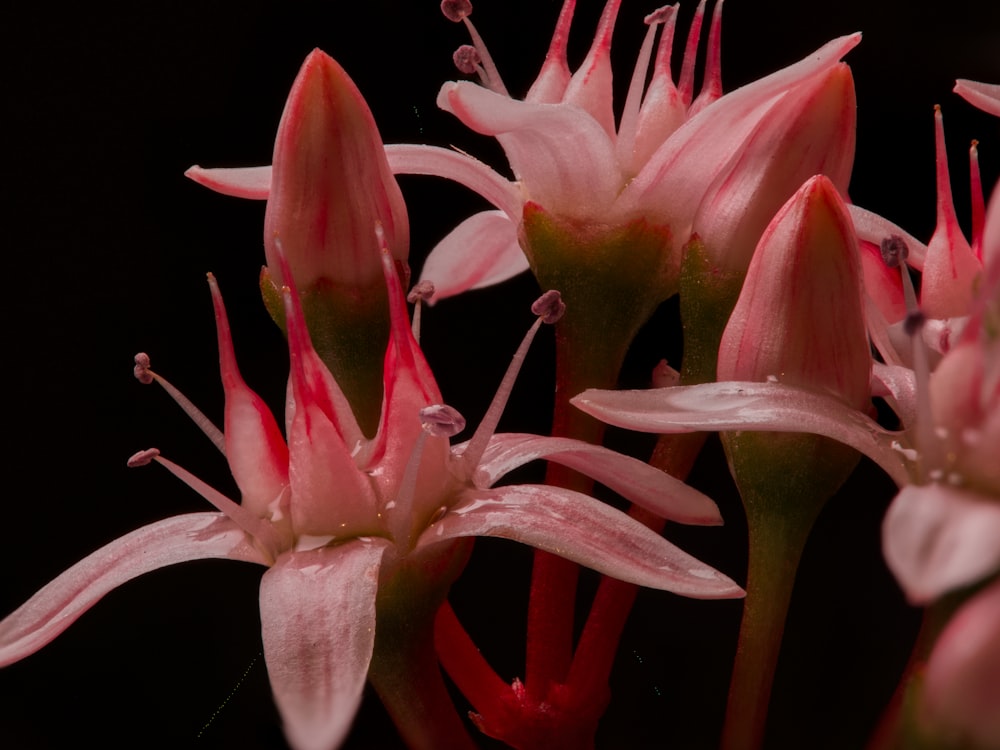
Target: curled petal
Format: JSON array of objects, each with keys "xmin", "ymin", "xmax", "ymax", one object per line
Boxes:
[
  {"xmin": 437, "ymin": 81, "xmax": 621, "ymax": 219},
  {"xmin": 571, "ymin": 381, "xmax": 912, "ymax": 487},
  {"xmin": 0, "ymin": 513, "xmax": 265, "ymax": 668},
  {"xmin": 954, "ymin": 79, "xmax": 1000, "ymax": 118},
  {"xmin": 385, "ymin": 143, "xmax": 523, "ymax": 220},
  {"xmin": 417, "ymin": 210, "xmax": 528, "ymax": 303},
  {"xmin": 472, "ymin": 433, "xmax": 722, "ymax": 525},
  {"xmin": 260, "ymin": 539, "xmax": 390, "ymax": 750},
  {"xmin": 184, "ymin": 165, "xmax": 272, "ymax": 199},
  {"xmin": 883, "ymin": 484, "xmax": 1000, "ymax": 605},
  {"xmin": 417, "ymin": 486, "xmax": 743, "ymax": 599}
]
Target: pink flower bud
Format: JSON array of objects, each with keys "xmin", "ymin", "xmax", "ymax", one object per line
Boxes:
[
  {"xmin": 264, "ymin": 49, "xmax": 409, "ymax": 290},
  {"xmin": 717, "ymin": 175, "xmax": 870, "ymax": 411}
]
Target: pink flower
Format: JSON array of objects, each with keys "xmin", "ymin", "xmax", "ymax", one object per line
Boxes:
[{"xmin": 0, "ymin": 246, "xmax": 740, "ymax": 749}]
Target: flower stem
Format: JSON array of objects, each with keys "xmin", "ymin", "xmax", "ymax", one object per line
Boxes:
[{"xmin": 719, "ymin": 489, "xmax": 817, "ymax": 750}]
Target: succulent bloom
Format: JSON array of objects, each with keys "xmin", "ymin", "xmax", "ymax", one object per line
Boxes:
[
  {"xmin": 416, "ymin": 0, "xmax": 860, "ymax": 303},
  {"xmin": 0, "ymin": 246, "xmax": 740, "ymax": 749}
]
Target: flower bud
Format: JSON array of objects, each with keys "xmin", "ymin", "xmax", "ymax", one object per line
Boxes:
[
  {"xmin": 264, "ymin": 49, "xmax": 409, "ymax": 290},
  {"xmin": 717, "ymin": 175, "xmax": 870, "ymax": 411}
]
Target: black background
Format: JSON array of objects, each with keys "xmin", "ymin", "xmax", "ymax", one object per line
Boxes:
[{"xmin": 3, "ymin": 1, "xmax": 1000, "ymax": 748}]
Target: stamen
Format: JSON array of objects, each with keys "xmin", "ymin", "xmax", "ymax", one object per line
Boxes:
[
  {"xmin": 453, "ymin": 45, "xmax": 482, "ymax": 76},
  {"xmin": 462, "ymin": 291, "xmax": 565, "ymax": 470},
  {"xmin": 408, "ymin": 280, "xmax": 436, "ymax": 343},
  {"xmin": 132, "ymin": 352, "xmax": 226, "ymax": 455},
  {"xmin": 441, "ymin": 0, "xmax": 509, "ymax": 96},
  {"xmin": 420, "ymin": 404, "xmax": 467, "ymax": 438},
  {"xmin": 129, "ymin": 447, "xmax": 283, "ymax": 558}
]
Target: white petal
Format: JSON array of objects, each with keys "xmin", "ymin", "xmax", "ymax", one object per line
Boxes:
[
  {"xmin": 473, "ymin": 433, "xmax": 722, "ymax": 525},
  {"xmin": 882, "ymin": 484, "xmax": 1000, "ymax": 605},
  {"xmin": 416, "ymin": 486, "xmax": 742, "ymax": 599},
  {"xmin": 571, "ymin": 381, "xmax": 912, "ymax": 487},
  {"xmin": 437, "ymin": 82, "xmax": 621, "ymax": 220},
  {"xmin": 260, "ymin": 539, "xmax": 390, "ymax": 750},
  {"xmin": 418, "ymin": 211, "xmax": 528, "ymax": 303},
  {"xmin": 0, "ymin": 513, "xmax": 264, "ymax": 667}
]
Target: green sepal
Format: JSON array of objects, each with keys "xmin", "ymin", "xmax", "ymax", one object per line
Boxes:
[{"xmin": 677, "ymin": 236, "xmax": 746, "ymax": 385}]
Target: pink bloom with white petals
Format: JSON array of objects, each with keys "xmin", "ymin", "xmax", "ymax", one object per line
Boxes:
[
  {"xmin": 416, "ymin": 0, "xmax": 861, "ymax": 302},
  {"xmin": 0, "ymin": 253, "xmax": 740, "ymax": 749}
]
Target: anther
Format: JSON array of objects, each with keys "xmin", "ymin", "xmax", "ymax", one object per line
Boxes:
[
  {"xmin": 127, "ymin": 448, "xmax": 160, "ymax": 468},
  {"xmin": 904, "ymin": 309, "xmax": 927, "ymax": 337},
  {"xmin": 133, "ymin": 353, "xmax": 154, "ymax": 384},
  {"xmin": 453, "ymin": 45, "xmax": 481, "ymax": 75},
  {"xmin": 880, "ymin": 235, "xmax": 909, "ymax": 269},
  {"xmin": 407, "ymin": 280, "xmax": 436, "ymax": 304},
  {"xmin": 531, "ymin": 290, "xmax": 566, "ymax": 324},
  {"xmin": 441, "ymin": 0, "xmax": 472, "ymax": 22},
  {"xmin": 420, "ymin": 404, "xmax": 467, "ymax": 438}
]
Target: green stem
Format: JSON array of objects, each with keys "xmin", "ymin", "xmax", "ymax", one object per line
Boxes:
[{"xmin": 719, "ymin": 493, "xmax": 817, "ymax": 750}]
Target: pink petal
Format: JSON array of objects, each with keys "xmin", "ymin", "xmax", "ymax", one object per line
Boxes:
[
  {"xmin": 260, "ymin": 539, "xmax": 390, "ymax": 750},
  {"xmin": 436, "ymin": 81, "xmax": 621, "ymax": 220},
  {"xmin": 0, "ymin": 513, "xmax": 265, "ymax": 668},
  {"xmin": 571, "ymin": 381, "xmax": 911, "ymax": 487},
  {"xmin": 473, "ymin": 433, "xmax": 722, "ymax": 525},
  {"xmin": 416, "ymin": 486, "xmax": 742, "ymax": 599},
  {"xmin": 385, "ymin": 144, "xmax": 523, "ymax": 220},
  {"xmin": 882, "ymin": 484, "xmax": 1000, "ymax": 605},
  {"xmin": 184, "ymin": 165, "xmax": 272, "ymax": 199},
  {"xmin": 417, "ymin": 210, "xmax": 527, "ymax": 303},
  {"xmin": 618, "ymin": 33, "xmax": 862, "ymax": 226},
  {"xmin": 954, "ymin": 79, "xmax": 1000, "ymax": 118},
  {"xmin": 921, "ymin": 578, "xmax": 1000, "ymax": 746}
]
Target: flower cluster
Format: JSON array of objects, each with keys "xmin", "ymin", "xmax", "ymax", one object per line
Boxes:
[{"xmin": 4, "ymin": 2, "xmax": 1000, "ymax": 749}]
